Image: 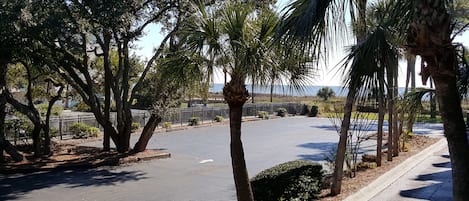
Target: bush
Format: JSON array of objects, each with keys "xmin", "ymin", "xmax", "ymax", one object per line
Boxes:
[
  {"xmin": 301, "ymin": 104, "xmax": 311, "ymax": 115},
  {"xmin": 309, "ymin": 106, "xmax": 319, "ymax": 117},
  {"xmin": 70, "ymin": 122, "xmax": 99, "ymax": 139},
  {"xmin": 49, "ymin": 127, "xmax": 59, "ymax": 137},
  {"xmin": 36, "ymin": 103, "xmax": 63, "ymax": 116},
  {"xmin": 131, "ymin": 122, "xmax": 140, "ymax": 132},
  {"xmin": 251, "ymin": 160, "xmax": 323, "ymax": 201},
  {"xmin": 357, "ymin": 162, "xmax": 377, "ymax": 170},
  {"xmin": 75, "ymin": 101, "xmax": 90, "ymax": 112},
  {"xmin": 188, "ymin": 117, "xmax": 200, "ymax": 126},
  {"xmin": 214, "ymin": 115, "xmax": 224, "ymax": 122},
  {"xmin": 277, "ymin": 108, "xmax": 288, "ymax": 117},
  {"xmin": 162, "ymin": 121, "xmax": 172, "ymax": 129},
  {"xmin": 257, "ymin": 111, "xmax": 269, "ymax": 119}
]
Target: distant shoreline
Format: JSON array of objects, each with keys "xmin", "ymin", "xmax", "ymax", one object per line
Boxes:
[{"xmin": 209, "ymin": 84, "xmax": 409, "ymax": 97}]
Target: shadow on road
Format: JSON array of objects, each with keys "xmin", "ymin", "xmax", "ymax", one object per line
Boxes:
[
  {"xmin": 296, "ymin": 142, "xmax": 337, "ymax": 161},
  {"xmin": 0, "ymin": 168, "xmax": 147, "ymax": 200},
  {"xmin": 399, "ymin": 155, "xmax": 452, "ymax": 201}
]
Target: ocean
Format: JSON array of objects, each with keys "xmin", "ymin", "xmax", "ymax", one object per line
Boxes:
[{"xmin": 209, "ymin": 84, "xmax": 408, "ymax": 97}]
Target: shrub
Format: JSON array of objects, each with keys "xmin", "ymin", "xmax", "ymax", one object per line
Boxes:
[
  {"xmin": 162, "ymin": 121, "xmax": 172, "ymax": 129},
  {"xmin": 49, "ymin": 127, "xmax": 59, "ymax": 137},
  {"xmin": 75, "ymin": 101, "xmax": 90, "ymax": 112},
  {"xmin": 131, "ymin": 122, "xmax": 140, "ymax": 132},
  {"xmin": 36, "ymin": 103, "xmax": 64, "ymax": 116},
  {"xmin": 257, "ymin": 111, "xmax": 269, "ymax": 119},
  {"xmin": 251, "ymin": 160, "xmax": 323, "ymax": 201},
  {"xmin": 70, "ymin": 122, "xmax": 99, "ymax": 139},
  {"xmin": 214, "ymin": 115, "xmax": 224, "ymax": 122},
  {"xmin": 277, "ymin": 108, "xmax": 288, "ymax": 117},
  {"xmin": 357, "ymin": 162, "xmax": 377, "ymax": 170},
  {"xmin": 188, "ymin": 117, "xmax": 200, "ymax": 126},
  {"xmin": 301, "ymin": 104, "xmax": 311, "ymax": 115},
  {"xmin": 309, "ymin": 106, "xmax": 319, "ymax": 117}
]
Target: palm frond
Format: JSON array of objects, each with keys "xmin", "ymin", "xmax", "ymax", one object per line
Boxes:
[{"xmin": 339, "ymin": 27, "xmax": 399, "ymax": 97}]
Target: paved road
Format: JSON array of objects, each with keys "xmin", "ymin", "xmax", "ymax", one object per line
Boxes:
[{"xmin": 0, "ymin": 117, "xmax": 443, "ymax": 201}]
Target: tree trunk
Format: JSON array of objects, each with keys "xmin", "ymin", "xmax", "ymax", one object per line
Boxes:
[
  {"xmin": 430, "ymin": 78, "xmax": 437, "ymax": 119},
  {"xmin": 393, "ymin": 66, "xmax": 399, "ymax": 157},
  {"xmin": 270, "ymin": 80, "xmax": 274, "ymax": 103},
  {"xmin": 407, "ymin": 1, "xmax": 469, "ymax": 200},
  {"xmin": 31, "ymin": 123, "xmax": 42, "ymax": 157},
  {"xmin": 43, "ymin": 86, "xmax": 63, "ymax": 156},
  {"xmin": 433, "ymin": 76, "xmax": 469, "ymax": 201},
  {"xmin": 223, "ymin": 79, "xmax": 253, "ymax": 201},
  {"xmin": 4, "ymin": 140, "xmax": 23, "ymax": 162},
  {"xmin": 133, "ymin": 114, "xmax": 161, "ymax": 153},
  {"xmin": 331, "ymin": 0, "xmax": 367, "ymax": 194},
  {"xmin": 331, "ymin": 87, "xmax": 356, "ymax": 195},
  {"xmin": 376, "ymin": 72, "xmax": 385, "ymax": 167},
  {"xmin": 405, "ymin": 54, "xmax": 416, "ymax": 94},
  {"xmin": 0, "ymin": 63, "xmax": 7, "ymax": 163},
  {"xmin": 386, "ymin": 64, "xmax": 394, "ymax": 161}
]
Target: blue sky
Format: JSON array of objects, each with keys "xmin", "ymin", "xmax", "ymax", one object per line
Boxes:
[{"xmin": 132, "ymin": 0, "xmax": 469, "ymax": 87}]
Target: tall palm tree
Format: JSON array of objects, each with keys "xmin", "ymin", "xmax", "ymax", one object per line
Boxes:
[
  {"xmin": 277, "ymin": 0, "xmax": 370, "ymax": 194},
  {"xmin": 182, "ymin": 2, "xmax": 313, "ymax": 200},
  {"xmin": 407, "ymin": 1, "xmax": 469, "ymax": 200}
]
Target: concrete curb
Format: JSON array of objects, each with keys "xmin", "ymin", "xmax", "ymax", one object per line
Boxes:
[{"xmin": 344, "ymin": 138, "xmax": 447, "ymax": 201}]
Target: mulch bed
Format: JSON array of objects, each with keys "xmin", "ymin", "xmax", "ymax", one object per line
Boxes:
[{"xmin": 1, "ymin": 138, "xmax": 170, "ymax": 174}]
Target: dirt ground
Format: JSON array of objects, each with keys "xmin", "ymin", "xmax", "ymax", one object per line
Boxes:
[{"xmin": 1, "ymin": 138, "xmax": 170, "ymax": 174}]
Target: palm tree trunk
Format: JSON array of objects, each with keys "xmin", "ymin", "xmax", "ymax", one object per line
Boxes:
[
  {"xmin": 393, "ymin": 66, "xmax": 399, "ymax": 156},
  {"xmin": 133, "ymin": 114, "xmax": 162, "ymax": 153},
  {"xmin": 223, "ymin": 79, "xmax": 253, "ymax": 201},
  {"xmin": 331, "ymin": 87, "xmax": 356, "ymax": 195},
  {"xmin": 407, "ymin": 1, "xmax": 469, "ymax": 199},
  {"xmin": 433, "ymin": 76, "xmax": 469, "ymax": 201},
  {"xmin": 376, "ymin": 72, "xmax": 385, "ymax": 166},
  {"xmin": 386, "ymin": 65, "xmax": 394, "ymax": 161}
]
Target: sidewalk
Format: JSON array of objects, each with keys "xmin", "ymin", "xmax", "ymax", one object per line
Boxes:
[{"xmin": 345, "ymin": 138, "xmax": 452, "ymax": 201}]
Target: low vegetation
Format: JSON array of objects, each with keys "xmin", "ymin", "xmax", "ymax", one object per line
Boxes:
[
  {"xmin": 251, "ymin": 160, "xmax": 323, "ymax": 201},
  {"xmin": 69, "ymin": 122, "xmax": 99, "ymax": 139}
]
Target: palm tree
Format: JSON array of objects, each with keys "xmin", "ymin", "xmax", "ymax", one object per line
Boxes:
[
  {"xmin": 279, "ymin": 0, "xmax": 469, "ymax": 199},
  {"xmin": 277, "ymin": 0, "xmax": 371, "ymax": 194},
  {"xmin": 182, "ymin": 2, "xmax": 313, "ymax": 200},
  {"xmin": 407, "ymin": 1, "xmax": 469, "ymax": 200}
]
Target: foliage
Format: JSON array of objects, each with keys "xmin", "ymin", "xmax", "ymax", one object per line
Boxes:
[
  {"xmin": 49, "ymin": 127, "xmax": 58, "ymax": 137},
  {"xmin": 36, "ymin": 103, "xmax": 63, "ymax": 116},
  {"xmin": 214, "ymin": 115, "xmax": 224, "ymax": 122},
  {"xmin": 301, "ymin": 104, "xmax": 310, "ymax": 115},
  {"xmin": 70, "ymin": 122, "xmax": 99, "ymax": 139},
  {"xmin": 74, "ymin": 101, "xmax": 90, "ymax": 112},
  {"xmin": 251, "ymin": 160, "xmax": 323, "ymax": 201},
  {"xmin": 258, "ymin": 111, "xmax": 270, "ymax": 119},
  {"xmin": 317, "ymin": 87, "xmax": 336, "ymax": 101},
  {"xmin": 309, "ymin": 105, "xmax": 319, "ymax": 117},
  {"xmin": 131, "ymin": 122, "xmax": 140, "ymax": 133},
  {"xmin": 357, "ymin": 162, "xmax": 377, "ymax": 170},
  {"xmin": 188, "ymin": 117, "xmax": 201, "ymax": 126},
  {"xmin": 162, "ymin": 122, "xmax": 172, "ymax": 129},
  {"xmin": 277, "ymin": 108, "xmax": 288, "ymax": 117}
]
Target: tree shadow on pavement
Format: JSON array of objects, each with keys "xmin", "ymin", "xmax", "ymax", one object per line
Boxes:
[
  {"xmin": 296, "ymin": 142, "xmax": 337, "ymax": 161},
  {"xmin": 399, "ymin": 155, "xmax": 452, "ymax": 201},
  {"xmin": 0, "ymin": 168, "xmax": 147, "ymax": 200}
]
